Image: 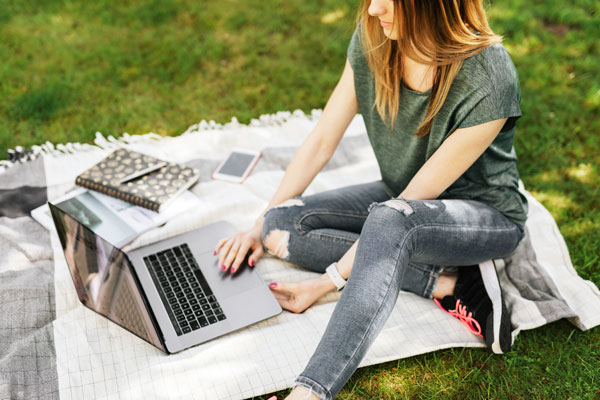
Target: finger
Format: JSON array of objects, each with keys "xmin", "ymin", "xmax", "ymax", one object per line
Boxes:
[
  {"xmin": 223, "ymin": 240, "xmax": 242, "ymax": 271},
  {"xmin": 271, "ymin": 289, "xmax": 292, "ymax": 303},
  {"xmin": 268, "ymin": 282, "xmax": 294, "ymax": 292},
  {"xmin": 229, "ymin": 241, "xmax": 253, "ymax": 274},
  {"xmin": 218, "ymin": 238, "xmax": 235, "ymax": 267},
  {"xmin": 248, "ymin": 245, "xmax": 264, "ymax": 267},
  {"xmin": 268, "ymin": 396, "xmax": 277, "ymax": 400},
  {"xmin": 214, "ymin": 237, "xmax": 229, "ymax": 255}
]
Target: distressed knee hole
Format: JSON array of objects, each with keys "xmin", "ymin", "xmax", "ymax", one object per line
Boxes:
[
  {"xmin": 264, "ymin": 229, "xmax": 290, "ymax": 259},
  {"xmin": 424, "ymin": 202, "xmax": 438, "ymax": 209},
  {"xmin": 382, "ymin": 199, "xmax": 414, "ymax": 215},
  {"xmin": 270, "ymin": 198, "xmax": 305, "ymax": 210}
]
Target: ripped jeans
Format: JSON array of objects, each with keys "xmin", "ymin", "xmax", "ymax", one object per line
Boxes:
[{"xmin": 261, "ymin": 180, "xmax": 524, "ymax": 400}]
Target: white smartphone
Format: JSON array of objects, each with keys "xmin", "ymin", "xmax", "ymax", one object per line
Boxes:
[{"xmin": 212, "ymin": 148, "xmax": 262, "ymax": 183}]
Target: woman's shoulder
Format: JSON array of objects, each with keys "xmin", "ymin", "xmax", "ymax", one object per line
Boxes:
[
  {"xmin": 475, "ymin": 42, "xmax": 513, "ymax": 61},
  {"xmin": 461, "ymin": 43, "xmax": 519, "ymax": 94},
  {"xmin": 451, "ymin": 42, "xmax": 522, "ymax": 131}
]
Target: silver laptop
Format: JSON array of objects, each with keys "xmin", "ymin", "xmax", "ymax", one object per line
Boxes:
[{"xmin": 49, "ymin": 202, "xmax": 281, "ymax": 354}]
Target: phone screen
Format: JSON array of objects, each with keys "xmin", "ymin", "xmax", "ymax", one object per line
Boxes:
[{"xmin": 218, "ymin": 152, "xmax": 256, "ymax": 177}]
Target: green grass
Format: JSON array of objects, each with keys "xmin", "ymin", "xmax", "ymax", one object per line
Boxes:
[
  {"xmin": 0, "ymin": 0, "xmax": 355, "ymax": 146},
  {"xmin": 1, "ymin": 0, "xmax": 599, "ymax": 398}
]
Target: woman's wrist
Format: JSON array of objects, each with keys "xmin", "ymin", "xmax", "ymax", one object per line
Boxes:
[
  {"xmin": 319, "ymin": 272, "xmax": 338, "ymax": 295},
  {"xmin": 253, "ymin": 216, "xmax": 265, "ymax": 232}
]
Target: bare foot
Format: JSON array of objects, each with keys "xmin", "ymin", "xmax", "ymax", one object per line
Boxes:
[{"xmin": 269, "ymin": 274, "xmax": 334, "ymax": 314}]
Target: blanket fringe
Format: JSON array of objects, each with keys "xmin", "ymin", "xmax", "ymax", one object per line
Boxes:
[{"xmin": 0, "ymin": 109, "xmax": 322, "ymax": 173}]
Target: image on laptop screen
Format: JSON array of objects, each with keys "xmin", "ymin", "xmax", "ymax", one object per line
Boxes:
[{"xmin": 51, "ymin": 204, "xmax": 165, "ymax": 351}]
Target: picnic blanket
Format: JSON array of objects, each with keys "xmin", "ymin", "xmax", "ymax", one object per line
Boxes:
[{"xmin": 1, "ymin": 110, "xmax": 599, "ymax": 400}]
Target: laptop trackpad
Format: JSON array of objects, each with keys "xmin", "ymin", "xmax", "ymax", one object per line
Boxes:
[{"xmin": 201, "ymin": 253, "xmax": 263, "ymax": 299}]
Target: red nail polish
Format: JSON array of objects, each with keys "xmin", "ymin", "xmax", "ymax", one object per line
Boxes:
[
  {"xmin": 213, "ymin": 250, "xmax": 217, "ymax": 256},
  {"xmin": 250, "ymin": 260, "xmax": 255, "ymax": 266},
  {"xmin": 221, "ymin": 265, "xmax": 226, "ymax": 271},
  {"xmin": 269, "ymin": 283, "xmax": 277, "ymax": 288},
  {"xmin": 230, "ymin": 268, "xmax": 235, "ymax": 274}
]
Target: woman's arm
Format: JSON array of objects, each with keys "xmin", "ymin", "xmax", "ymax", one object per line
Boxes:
[
  {"xmin": 400, "ymin": 118, "xmax": 508, "ymax": 200},
  {"xmin": 216, "ymin": 59, "xmax": 358, "ymax": 271},
  {"xmin": 255, "ymin": 59, "xmax": 359, "ymax": 228}
]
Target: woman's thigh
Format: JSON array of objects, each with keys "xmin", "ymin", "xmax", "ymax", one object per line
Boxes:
[
  {"xmin": 364, "ymin": 197, "xmax": 524, "ymax": 269},
  {"xmin": 261, "ymin": 180, "xmax": 391, "ymax": 272},
  {"xmin": 348, "ymin": 197, "xmax": 523, "ymax": 298}
]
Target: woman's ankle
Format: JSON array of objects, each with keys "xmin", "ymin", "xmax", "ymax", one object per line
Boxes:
[
  {"xmin": 432, "ymin": 272, "xmax": 458, "ymax": 299},
  {"xmin": 285, "ymin": 385, "xmax": 321, "ymax": 400}
]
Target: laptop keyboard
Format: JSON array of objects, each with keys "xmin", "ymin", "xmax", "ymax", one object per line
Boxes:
[{"xmin": 143, "ymin": 243, "xmax": 227, "ymax": 336}]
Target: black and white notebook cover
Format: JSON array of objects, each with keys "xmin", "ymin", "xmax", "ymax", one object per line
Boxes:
[{"xmin": 76, "ymin": 148, "xmax": 199, "ymax": 212}]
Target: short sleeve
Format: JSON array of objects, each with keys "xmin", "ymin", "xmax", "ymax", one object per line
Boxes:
[
  {"xmin": 346, "ymin": 26, "xmax": 363, "ymax": 71},
  {"xmin": 456, "ymin": 44, "xmax": 522, "ymax": 132}
]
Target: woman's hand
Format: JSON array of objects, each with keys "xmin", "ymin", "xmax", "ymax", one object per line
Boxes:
[
  {"xmin": 214, "ymin": 224, "xmax": 264, "ymax": 274},
  {"xmin": 268, "ymin": 274, "xmax": 336, "ymax": 314}
]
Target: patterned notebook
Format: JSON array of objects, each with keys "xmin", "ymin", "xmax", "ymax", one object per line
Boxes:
[{"xmin": 75, "ymin": 149, "xmax": 199, "ymax": 212}]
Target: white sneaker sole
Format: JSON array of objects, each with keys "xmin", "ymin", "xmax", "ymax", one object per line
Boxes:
[{"xmin": 479, "ymin": 259, "xmax": 513, "ymax": 353}]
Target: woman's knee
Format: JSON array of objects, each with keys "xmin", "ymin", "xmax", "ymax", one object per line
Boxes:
[
  {"xmin": 261, "ymin": 198, "xmax": 305, "ymax": 259},
  {"xmin": 368, "ymin": 198, "xmax": 415, "ymax": 217},
  {"xmin": 263, "ymin": 228, "xmax": 292, "ymax": 259},
  {"xmin": 359, "ymin": 199, "xmax": 417, "ymax": 251},
  {"xmin": 365, "ymin": 198, "xmax": 416, "ymax": 229}
]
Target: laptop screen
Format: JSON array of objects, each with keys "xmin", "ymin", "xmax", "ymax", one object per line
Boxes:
[{"xmin": 50, "ymin": 203, "xmax": 165, "ymax": 352}]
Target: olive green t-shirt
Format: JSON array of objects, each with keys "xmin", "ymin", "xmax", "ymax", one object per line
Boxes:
[{"xmin": 347, "ymin": 28, "xmax": 528, "ymax": 228}]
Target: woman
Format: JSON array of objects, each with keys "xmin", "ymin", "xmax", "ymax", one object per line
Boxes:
[{"xmin": 215, "ymin": 0, "xmax": 527, "ymax": 398}]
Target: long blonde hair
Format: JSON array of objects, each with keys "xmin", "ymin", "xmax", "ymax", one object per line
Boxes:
[{"xmin": 357, "ymin": 0, "xmax": 501, "ymax": 137}]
